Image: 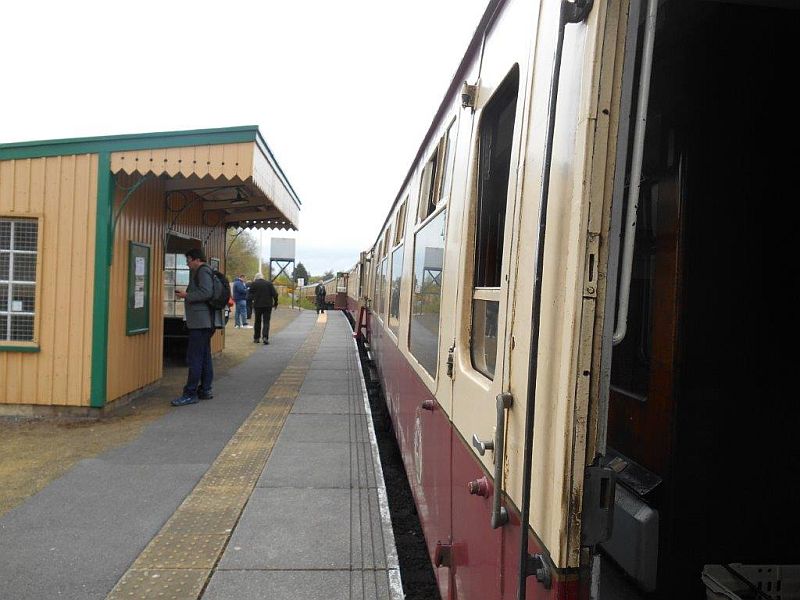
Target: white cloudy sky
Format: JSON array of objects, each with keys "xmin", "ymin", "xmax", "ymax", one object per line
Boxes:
[{"xmin": 0, "ymin": 0, "xmax": 489, "ymax": 277}]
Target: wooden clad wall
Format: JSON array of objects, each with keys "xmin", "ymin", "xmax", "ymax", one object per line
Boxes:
[
  {"xmin": 106, "ymin": 172, "xmax": 226, "ymax": 404},
  {"xmin": 0, "ymin": 155, "xmax": 97, "ymax": 406}
]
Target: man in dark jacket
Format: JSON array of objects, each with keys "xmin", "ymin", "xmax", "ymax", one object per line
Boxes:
[
  {"xmin": 315, "ymin": 282, "xmax": 326, "ymax": 314},
  {"xmin": 232, "ymin": 274, "xmax": 249, "ymax": 328},
  {"xmin": 248, "ymin": 272, "xmax": 279, "ymax": 344},
  {"xmin": 172, "ymin": 248, "xmax": 223, "ymax": 407}
]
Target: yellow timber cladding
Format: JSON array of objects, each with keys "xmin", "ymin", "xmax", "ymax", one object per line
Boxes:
[
  {"xmin": 0, "ymin": 126, "xmax": 301, "ymax": 412},
  {"xmin": 0, "ymin": 155, "xmax": 97, "ymax": 406}
]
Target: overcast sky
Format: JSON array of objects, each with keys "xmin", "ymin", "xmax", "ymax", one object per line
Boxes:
[{"xmin": 0, "ymin": 0, "xmax": 489, "ymax": 277}]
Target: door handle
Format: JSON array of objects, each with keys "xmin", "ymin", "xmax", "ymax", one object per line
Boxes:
[
  {"xmin": 472, "ymin": 434, "xmax": 494, "ymax": 455},
  {"xmin": 491, "ymin": 392, "xmax": 513, "ymax": 528}
]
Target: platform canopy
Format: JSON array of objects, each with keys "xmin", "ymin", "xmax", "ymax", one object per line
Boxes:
[{"xmin": 0, "ymin": 125, "xmax": 301, "ymax": 231}]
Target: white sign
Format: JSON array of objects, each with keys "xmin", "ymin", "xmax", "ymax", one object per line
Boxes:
[
  {"xmin": 297, "ymin": 278, "xmax": 305, "ymax": 287},
  {"xmin": 270, "ymin": 237, "xmax": 296, "ymax": 261},
  {"xmin": 135, "ymin": 256, "xmax": 145, "ymax": 276}
]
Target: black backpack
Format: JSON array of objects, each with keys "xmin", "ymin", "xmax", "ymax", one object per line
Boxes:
[{"xmin": 196, "ymin": 265, "xmax": 231, "ymax": 310}]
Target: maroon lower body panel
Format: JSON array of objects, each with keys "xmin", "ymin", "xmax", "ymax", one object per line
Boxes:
[{"xmin": 369, "ymin": 315, "xmax": 583, "ymax": 600}]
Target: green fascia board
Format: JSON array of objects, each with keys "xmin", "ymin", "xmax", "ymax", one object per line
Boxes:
[
  {"xmin": 89, "ymin": 152, "xmax": 114, "ymax": 408},
  {"xmin": 0, "ymin": 345, "xmax": 40, "ymax": 353},
  {"xmin": 0, "ymin": 125, "xmax": 260, "ymax": 160}
]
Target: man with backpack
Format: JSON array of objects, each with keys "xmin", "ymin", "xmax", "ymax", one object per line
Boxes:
[
  {"xmin": 172, "ymin": 248, "xmax": 224, "ymax": 407},
  {"xmin": 247, "ymin": 272, "xmax": 279, "ymax": 345}
]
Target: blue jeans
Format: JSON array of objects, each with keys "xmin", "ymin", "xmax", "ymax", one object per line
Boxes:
[
  {"xmin": 183, "ymin": 328, "xmax": 214, "ymax": 397},
  {"xmin": 235, "ymin": 300, "xmax": 248, "ymax": 326}
]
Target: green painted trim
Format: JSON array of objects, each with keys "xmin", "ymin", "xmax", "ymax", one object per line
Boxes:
[
  {"xmin": 0, "ymin": 125, "xmax": 259, "ymax": 160},
  {"xmin": 0, "ymin": 345, "xmax": 40, "ymax": 353},
  {"xmin": 89, "ymin": 152, "xmax": 114, "ymax": 408}
]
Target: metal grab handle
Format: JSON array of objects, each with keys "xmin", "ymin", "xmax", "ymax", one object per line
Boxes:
[
  {"xmin": 491, "ymin": 392, "xmax": 513, "ymax": 528},
  {"xmin": 472, "ymin": 434, "xmax": 494, "ymax": 456}
]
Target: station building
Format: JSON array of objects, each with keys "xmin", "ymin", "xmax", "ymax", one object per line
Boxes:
[{"xmin": 0, "ymin": 126, "xmax": 300, "ymax": 416}]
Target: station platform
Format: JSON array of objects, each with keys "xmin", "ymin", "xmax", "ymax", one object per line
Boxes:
[{"xmin": 0, "ymin": 311, "xmax": 402, "ymax": 600}]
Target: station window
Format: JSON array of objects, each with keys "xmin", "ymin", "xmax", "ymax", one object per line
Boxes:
[
  {"xmin": 0, "ymin": 217, "xmax": 39, "ymax": 342},
  {"xmin": 388, "ymin": 246, "xmax": 404, "ymax": 335},
  {"xmin": 470, "ymin": 66, "xmax": 519, "ymax": 379},
  {"xmin": 409, "ymin": 208, "xmax": 447, "ymax": 376}
]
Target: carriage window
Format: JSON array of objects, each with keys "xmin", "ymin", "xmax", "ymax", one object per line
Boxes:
[
  {"xmin": 410, "ymin": 209, "xmax": 446, "ymax": 376},
  {"xmin": 378, "ymin": 257, "xmax": 388, "ymax": 317},
  {"xmin": 383, "ymin": 228, "xmax": 392, "ymax": 258},
  {"xmin": 418, "ymin": 149, "xmax": 439, "ymax": 222},
  {"xmin": 470, "ymin": 66, "xmax": 519, "ymax": 379},
  {"xmin": 440, "ymin": 119, "xmax": 458, "ymax": 202},
  {"xmin": 0, "ymin": 217, "xmax": 39, "ymax": 342},
  {"xmin": 388, "ymin": 247, "xmax": 404, "ymax": 335},
  {"xmin": 394, "ymin": 200, "xmax": 408, "ymax": 247}
]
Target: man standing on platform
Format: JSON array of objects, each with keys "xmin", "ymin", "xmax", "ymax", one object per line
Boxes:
[
  {"xmin": 172, "ymin": 248, "xmax": 223, "ymax": 407},
  {"xmin": 248, "ymin": 272, "xmax": 279, "ymax": 345},
  {"xmin": 232, "ymin": 274, "xmax": 249, "ymax": 328},
  {"xmin": 315, "ymin": 281, "xmax": 326, "ymax": 314}
]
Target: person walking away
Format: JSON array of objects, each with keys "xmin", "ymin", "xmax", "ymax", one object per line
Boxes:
[
  {"xmin": 249, "ymin": 273, "xmax": 279, "ymax": 344},
  {"xmin": 245, "ymin": 277, "xmax": 254, "ymax": 322},
  {"xmin": 315, "ymin": 282, "xmax": 326, "ymax": 314},
  {"xmin": 172, "ymin": 248, "xmax": 223, "ymax": 406},
  {"xmin": 232, "ymin": 274, "xmax": 249, "ymax": 328}
]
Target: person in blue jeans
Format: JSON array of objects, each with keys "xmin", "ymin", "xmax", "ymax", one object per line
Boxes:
[
  {"xmin": 232, "ymin": 274, "xmax": 249, "ymax": 328},
  {"xmin": 172, "ymin": 248, "xmax": 223, "ymax": 407}
]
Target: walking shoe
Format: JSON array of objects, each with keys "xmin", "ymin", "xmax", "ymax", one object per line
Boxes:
[
  {"xmin": 234, "ymin": 325, "xmax": 240, "ymax": 328},
  {"xmin": 253, "ymin": 338, "xmax": 260, "ymax": 343},
  {"xmin": 263, "ymin": 339, "xmax": 270, "ymax": 345},
  {"xmin": 197, "ymin": 390, "xmax": 214, "ymax": 400},
  {"xmin": 171, "ymin": 394, "xmax": 198, "ymax": 407}
]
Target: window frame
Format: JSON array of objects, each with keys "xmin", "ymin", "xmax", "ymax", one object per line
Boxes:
[
  {"xmin": 467, "ymin": 65, "xmax": 520, "ymax": 381},
  {"xmin": 0, "ymin": 214, "xmax": 43, "ymax": 350}
]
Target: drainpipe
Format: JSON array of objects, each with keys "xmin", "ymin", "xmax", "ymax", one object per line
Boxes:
[{"xmin": 517, "ymin": 0, "xmax": 594, "ymax": 597}]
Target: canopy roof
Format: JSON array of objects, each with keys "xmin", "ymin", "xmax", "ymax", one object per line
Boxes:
[{"xmin": 0, "ymin": 126, "xmax": 301, "ymax": 231}]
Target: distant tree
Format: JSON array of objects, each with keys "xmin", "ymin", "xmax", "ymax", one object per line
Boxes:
[
  {"xmin": 292, "ymin": 262, "xmax": 310, "ymax": 282},
  {"xmin": 321, "ymin": 269, "xmax": 335, "ymax": 281},
  {"xmin": 225, "ymin": 229, "xmax": 260, "ymax": 278}
]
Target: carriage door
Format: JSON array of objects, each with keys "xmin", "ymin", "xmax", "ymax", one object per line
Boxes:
[{"xmin": 450, "ymin": 6, "xmax": 531, "ymax": 596}]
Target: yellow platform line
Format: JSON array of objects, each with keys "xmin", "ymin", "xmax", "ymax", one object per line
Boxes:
[{"xmin": 107, "ymin": 319, "xmax": 327, "ymax": 600}]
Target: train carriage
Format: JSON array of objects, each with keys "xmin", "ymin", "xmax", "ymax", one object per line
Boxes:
[{"xmin": 349, "ymin": 0, "xmax": 799, "ymax": 599}]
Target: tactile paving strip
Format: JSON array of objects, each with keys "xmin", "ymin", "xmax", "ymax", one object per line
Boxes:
[{"xmin": 107, "ymin": 317, "xmax": 327, "ymax": 600}]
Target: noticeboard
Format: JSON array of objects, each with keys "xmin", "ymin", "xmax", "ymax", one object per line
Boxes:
[{"xmin": 126, "ymin": 242, "xmax": 151, "ymax": 335}]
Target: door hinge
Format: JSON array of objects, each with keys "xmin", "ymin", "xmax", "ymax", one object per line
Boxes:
[
  {"xmin": 581, "ymin": 464, "xmax": 617, "ymax": 546},
  {"xmin": 523, "ymin": 552, "xmax": 552, "ymax": 589},
  {"xmin": 446, "ymin": 343, "xmax": 455, "ymax": 378},
  {"xmin": 434, "ymin": 541, "xmax": 453, "ymax": 568}
]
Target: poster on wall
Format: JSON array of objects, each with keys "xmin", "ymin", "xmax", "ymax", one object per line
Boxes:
[{"xmin": 127, "ymin": 242, "xmax": 151, "ymax": 335}]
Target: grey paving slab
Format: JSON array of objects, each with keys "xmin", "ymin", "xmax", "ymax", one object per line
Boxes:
[
  {"xmin": 292, "ymin": 393, "xmax": 364, "ymax": 414},
  {"xmin": 277, "ymin": 413, "xmax": 353, "ymax": 443},
  {"xmin": 204, "ymin": 570, "xmax": 352, "ymax": 600},
  {"xmin": 218, "ymin": 487, "xmax": 350, "ymax": 570},
  {"xmin": 303, "ymin": 369, "xmax": 356, "ymax": 381},
  {"xmin": 351, "ymin": 486, "xmax": 390, "ymax": 569},
  {"xmin": 257, "ymin": 442, "xmax": 351, "ymax": 488},
  {"xmin": 351, "ymin": 569, "xmax": 393, "ymax": 600},
  {"xmin": 300, "ymin": 378, "xmax": 356, "ymax": 396}
]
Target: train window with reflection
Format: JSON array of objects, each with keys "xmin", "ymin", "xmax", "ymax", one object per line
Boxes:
[
  {"xmin": 378, "ymin": 257, "xmax": 388, "ymax": 317},
  {"xmin": 439, "ymin": 119, "xmax": 458, "ymax": 203},
  {"xmin": 470, "ymin": 66, "xmax": 519, "ymax": 379},
  {"xmin": 388, "ymin": 246, "xmax": 404, "ymax": 335},
  {"xmin": 394, "ymin": 200, "xmax": 407, "ymax": 247},
  {"xmin": 418, "ymin": 149, "xmax": 439, "ymax": 222},
  {"xmin": 409, "ymin": 209, "xmax": 447, "ymax": 376}
]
